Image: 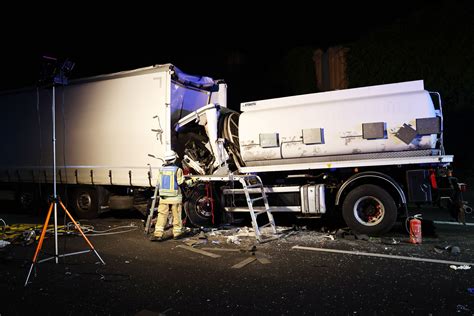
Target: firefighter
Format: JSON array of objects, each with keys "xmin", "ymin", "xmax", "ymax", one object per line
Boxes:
[{"xmin": 150, "ymin": 150, "xmax": 186, "ymax": 241}]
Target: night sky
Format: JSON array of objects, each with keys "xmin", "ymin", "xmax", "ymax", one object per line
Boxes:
[{"xmin": 0, "ymin": 2, "xmax": 436, "ymax": 106}]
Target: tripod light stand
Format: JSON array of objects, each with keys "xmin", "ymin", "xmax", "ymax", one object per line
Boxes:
[{"xmin": 25, "ymin": 58, "xmax": 105, "ymax": 286}]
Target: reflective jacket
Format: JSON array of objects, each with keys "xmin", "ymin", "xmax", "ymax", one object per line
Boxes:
[{"xmin": 159, "ymin": 165, "xmax": 184, "ymax": 203}]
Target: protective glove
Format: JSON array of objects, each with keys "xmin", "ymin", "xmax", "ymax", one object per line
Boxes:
[{"xmin": 185, "ymin": 178, "xmax": 199, "ymax": 186}]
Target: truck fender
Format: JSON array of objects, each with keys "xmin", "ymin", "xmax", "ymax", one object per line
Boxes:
[{"xmin": 335, "ymin": 171, "xmax": 407, "ymax": 206}]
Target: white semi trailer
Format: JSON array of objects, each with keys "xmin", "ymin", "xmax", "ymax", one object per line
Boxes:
[
  {"xmin": 0, "ymin": 64, "xmax": 226, "ymax": 218},
  {"xmin": 0, "ymin": 64, "xmax": 468, "ymax": 235}
]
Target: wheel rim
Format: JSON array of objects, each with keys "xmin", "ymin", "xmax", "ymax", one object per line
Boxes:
[
  {"xmin": 195, "ymin": 196, "xmax": 213, "ymax": 218},
  {"xmin": 77, "ymin": 192, "xmax": 92, "ymax": 211},
  {"xmin": 353, "ymin": 196, "xmax": 385, "ymax": 226}
]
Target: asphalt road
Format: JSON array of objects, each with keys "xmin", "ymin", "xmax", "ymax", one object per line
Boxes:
[{"xmin": 1, "ymin": 207, "xmax": 473, "ymax": 315}]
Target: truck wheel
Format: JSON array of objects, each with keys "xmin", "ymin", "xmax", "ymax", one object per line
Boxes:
[
  {"xmin": 70, "ymin": 187, "xmax": 99, "ymax": 219},
  {"xmin": 342, "ymin": 184, "xmax": 397, "ymax": 235},
  {"xmin": 184, "ymin": 183, "xmax": 217, "ymax": 227}
]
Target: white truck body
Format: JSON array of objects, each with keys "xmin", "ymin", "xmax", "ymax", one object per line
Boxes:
[
  {"xmin": 239, "ymin": 80, "xmax": 442, "ymax": 169},
  {"xmin": 0, "ymin": 64, "xmax": 226, "ymax": 217},
  {"xmin": 0, "ymin": 64, "xmax": 225, "ymax": 187}
]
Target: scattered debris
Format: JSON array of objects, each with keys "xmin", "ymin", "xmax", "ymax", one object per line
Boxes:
[
  {"xmin": 334, "ymin": 228, "xmax": 369, "ymax": 241},
  {"xmin": 434, "ymin": 245, "xmax": 461, "ymax": 256},
  {"xmin": 254, "ymin": 252, "xmax": 271, "ymax": 264},
  {"xmin": 449, "ymin": 265, "xmax": 471, "ymax": 270},
  {"xmin": 434, "ymin": 245, "xmax": 450, "ymax": 254},
  {"xmin": 282, "ymin": 230, "xmax": 299, "ymax": 239},
  {"xmin": 235, "ymin": 227, "xmax": 254, "ymax": 237},
  {"xmin": 176, "ymin": 245, "xmax": 221, "ymax": 258},
  {"xmin": 231, "ymin": 256, "xmax": 257, "ymax": 269},
  {"xmin": 242, "ymin": 245, "xmax": 257, "ymax": 253},
  {"xmin": 183, "ymin": 239, "xmax": 207, "ymax": 247},
  {"xmin": 201, "ymin": 247, "xmax": 240, "ymax": 252},
  {"xmin": 183, "ymin": 239, "xmax": 200, "ymax": 247},
  {"xmin": 226, "ymin": 236, "xmax": 241, "ymax": 245},
  {"xmin": 450, "ymin": 246, "xmax": 461, "ymax": 256},
  {"xmin": 381, "ymin": 237, "xmax": 400, "ymax": 245}
]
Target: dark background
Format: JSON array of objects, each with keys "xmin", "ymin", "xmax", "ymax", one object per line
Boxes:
[
  {"xmin": 1, "ymin": 1, "xmax": 473, "ymax": 182},
  {"xmin": 0, "ymin": 2, "xmax": 440, "ymax": 102}
]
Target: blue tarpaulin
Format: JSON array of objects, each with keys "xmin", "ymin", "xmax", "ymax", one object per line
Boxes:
[{"xmin": 173, "ymin": 66, "xmax": 215, "ymax": 88}]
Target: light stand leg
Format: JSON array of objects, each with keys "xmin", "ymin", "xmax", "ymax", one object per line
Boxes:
[
  {"xmin": 24, "ymin": 202, "xmax": 54, "ymax": 286},
  {"xmin": 59, "ymin": 201, "xmax": 106, "ymax": 265}
]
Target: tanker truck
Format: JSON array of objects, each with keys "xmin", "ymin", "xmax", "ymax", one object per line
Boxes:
[
  {"xmin": 176, "ymin": 78, "xmax": 469, "ymax": 236},
  {"xmin": 0, "ymin": 64, "xmax": 468, "ymax": 235}
]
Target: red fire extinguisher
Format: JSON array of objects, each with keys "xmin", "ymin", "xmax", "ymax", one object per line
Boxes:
[{"xmin": 409, "ymin": 214, "xmax": 422, "ymax": 244}]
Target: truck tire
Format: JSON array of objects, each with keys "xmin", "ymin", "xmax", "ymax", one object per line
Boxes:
[
  {"xmin": 184, "ymin": 183, "xmax": 218, "ymax": 227},
  {"xmin": 69, "ymin": 187, "xmax": 99, "ymax": 219},
  {"xmin": 342, "ymin": 184, "xmax": 397, "ymax": 236}
]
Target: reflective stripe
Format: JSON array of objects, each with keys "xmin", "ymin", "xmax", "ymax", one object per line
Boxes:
[{"xmin": 159, "ymin": 166, "xmax": 179, "ymax": 197}]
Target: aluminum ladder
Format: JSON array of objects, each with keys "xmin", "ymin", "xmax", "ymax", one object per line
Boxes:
[
  {"xmin": 237, "ymin": 174, "xmax": 279, "ymax": 242},
  {"xmin": 144, "ymin": 177, "xmax": 160, "ymax": 234}
]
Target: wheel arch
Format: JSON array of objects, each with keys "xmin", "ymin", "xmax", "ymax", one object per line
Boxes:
[{"xmin": 335, "ymin": 171, "xmax": 407, "ymax": 211}]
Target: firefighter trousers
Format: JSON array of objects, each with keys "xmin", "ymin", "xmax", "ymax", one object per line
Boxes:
[{"xmin": 154, "ymin": 202, "xmax": 183, "ymax": 238}]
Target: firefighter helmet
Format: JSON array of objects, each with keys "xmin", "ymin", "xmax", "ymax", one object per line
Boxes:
[{"xmin": 164, "ymin": 150, "xmax": 177, "ymax": 162}]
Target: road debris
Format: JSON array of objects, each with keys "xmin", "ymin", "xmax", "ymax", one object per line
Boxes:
[
  {"xmin": 381, "ymin": 237, "xmax": 400, "ymax": 245},
  {"xmin": 254, "ymin": 252, "xmax": 271, "ymax": 264},
  {"xmin": 197, "ymin": 231, "xmax": 207, "ymax": 239},
  {"xmin": 450, "ymin": 246, "xmax": 461, "ymax": 256},
  {"xmin": 231, "ymin": 256, "xmax": 257, "ymax": 269},
  {"xmin": 449, "ymin": 265, "xmax": 471, "ymax": 270},
  {"xmin": 201, "ymin": 247, "xmax": 240, "ymax": 252},
  {"xmin": 433, "ymin": 245, "xmax": 461, "ymax": 256},
  {"xmin": 176, "ymin": 245, "xmax": 221, "ymax": 258},
  {"xmin": 226, "ymin": 236, "xmax": 241, "ymax": 244}
]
